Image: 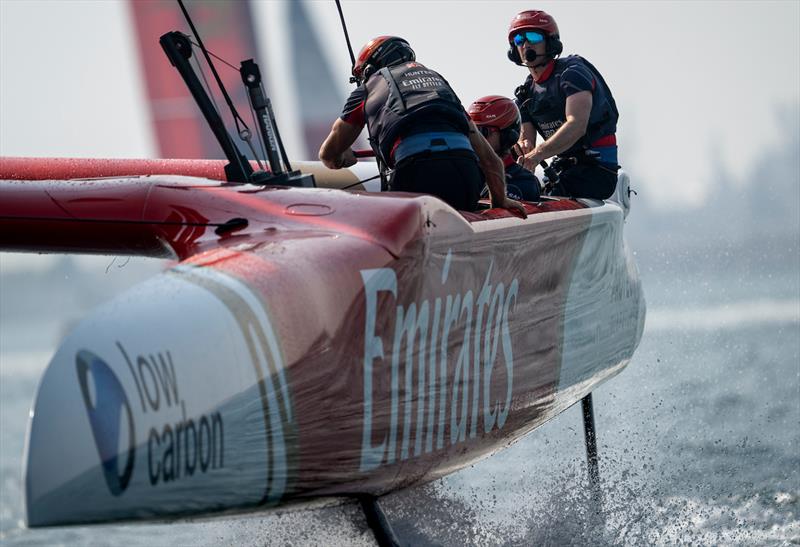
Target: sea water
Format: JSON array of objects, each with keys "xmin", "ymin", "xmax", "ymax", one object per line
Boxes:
[{"xmin": 1, "ymin": 239, "xmax": 797, "ymax": 546}]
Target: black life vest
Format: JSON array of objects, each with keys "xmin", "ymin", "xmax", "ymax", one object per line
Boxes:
[
  {"xmin": 517, "ymin": 55, "xmax": 618, "ymax": 157},
  {"xmin": 364, "ymin": 62, "xmax": 470, "ymax": 165}
]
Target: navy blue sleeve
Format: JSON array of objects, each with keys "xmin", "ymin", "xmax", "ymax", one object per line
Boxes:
[{"xmin": 560, "ymin": 64, "xmax": 595, "ymax": 97}]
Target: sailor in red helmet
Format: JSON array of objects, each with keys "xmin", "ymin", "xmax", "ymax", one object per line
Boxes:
[
  {"xmin": 508, "ymin": 10, "xmax": 620, "ymax": 200},
  {"xmin": 468, "ymin": 95, "xmax": 540, "ymax": 202},
  {"xmin": 319, "ymin": 36, "xmax": 526, "ymax": 216}
]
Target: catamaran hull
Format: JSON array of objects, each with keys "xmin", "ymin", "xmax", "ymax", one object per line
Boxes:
[{"xmin": 16, "ymin": 180, "xmax": 644, "ymax": 526}]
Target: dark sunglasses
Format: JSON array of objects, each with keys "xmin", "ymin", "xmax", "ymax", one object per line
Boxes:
[
  {"xmin": 513, "ymin": 31, "xmax": 545, "ymax": 47},
  {"xmin": 478, "ymin": 126, "xmax": 497, "ymax": 137}
]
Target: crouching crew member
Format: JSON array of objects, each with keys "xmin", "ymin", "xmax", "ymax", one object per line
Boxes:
[
  {"xmin": 319, "ymin": 36, "xmax": 526, "ymax": 216},
  {"xmin": 509, "ymin": 10, "xmax": 620, "ymax": 200},
  {"xmin": 468, "ymin": 95, "xmax": 540, "ymax": 202}
]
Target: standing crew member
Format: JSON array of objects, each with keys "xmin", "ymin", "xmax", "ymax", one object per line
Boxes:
[
  {"xmin": 509, "ymin": 10, "xmax": 620, "ymax": 200},
  {"xmin": 320, "ymin": 36, "xmax": 526, "ymax": 216},
  {"xmin": 468, "ymin": 95, "xmax": 540, "ymax": 202}
]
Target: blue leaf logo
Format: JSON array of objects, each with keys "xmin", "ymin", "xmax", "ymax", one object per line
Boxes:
[{"xmin": 76, "ymin": 350, "xmax": 136, "ymax": 496}]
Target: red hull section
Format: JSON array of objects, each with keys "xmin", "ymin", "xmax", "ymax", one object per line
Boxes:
[
  {"xmin": 0, "ymin": 157, "xmax": 585, "ymax": 258},
  {"xmin": 5, "ymin": 157, "xmax": 644, "ymax": 526}
]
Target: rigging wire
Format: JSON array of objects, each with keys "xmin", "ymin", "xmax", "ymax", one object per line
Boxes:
[
  {"xmin": 187, "ymin": 39, "xmax": 240, "ymax": 72},
  {"xmin": 177, "ymin": 0, "xmax": 250, "ymax": 139},
  {"xmin": 176, "ymin": 0, "xmax": 251, "ymax": 180},
  {"xmin": 191, "ymin": 53, "xmax": 222, "ymax": 116},
  {"xmin": 241, "ymin": 113, "xmax": 265, "ymax": 170},
  {"xmin": 186, "ymin": 37, "xmax": 282, "ymax": 172},
  {"xmin": 334, "ymin": 0, "xmax": 356, "ymax": 69},
  {"xmin": 341, "ymin": 172, "xmax": 381, "ymax": 190},
  {"xmin": 245, "ymin": 91, "xmax": 268, "ymax": 171},
  {"xmin": 190, "ymin": 50, "xmax": 264, "ymax": 169},
  {"xmin": 180, "ymin": 6, "xmax": 264, "ymax": 170},
  {"xmin": 178, "ymin": 1, "xmax": 375, "ymax": 182}
]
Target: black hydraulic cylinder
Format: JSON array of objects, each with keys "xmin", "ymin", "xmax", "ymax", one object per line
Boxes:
[
  {"xmin": 240, "ymin": 60, "xmax": 284, "ymax": 175},
  {"xmin": 160, "ymin": 31, "xmax": 252, "ymax": 183},
  {"xmin": 237, "ymin": 59, "xmax": 314, "ymax": 188}
]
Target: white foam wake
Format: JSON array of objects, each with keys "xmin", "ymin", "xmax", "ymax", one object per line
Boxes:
[{"xmin": 646, "ymin": 298, "xmax": 800, "ymax": 332}]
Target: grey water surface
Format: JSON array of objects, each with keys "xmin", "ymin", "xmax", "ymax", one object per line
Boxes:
[{"xmin": 1, "ymin": 235, "xmax": 798, "ymax": 546}]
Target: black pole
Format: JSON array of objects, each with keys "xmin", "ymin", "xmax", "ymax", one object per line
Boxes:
[
  {"xmin": 358, "ymin": 495, "xmax": 400, "ymax": 547},
  {"xmin": 159, "ymin": 31, "xmax": 252, "ymax": 183},
  {"xmin": 581, "ymin": 393, "xmax": 604, "ymax": 512},
  {"xmin": 177, "ymin": 0, "xmax": 249, "ymax": 135}
]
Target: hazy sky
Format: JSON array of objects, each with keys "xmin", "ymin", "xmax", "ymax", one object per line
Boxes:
[{"xmin": 1, "ymin": 0, "xmax": 799, "ymax": 209}]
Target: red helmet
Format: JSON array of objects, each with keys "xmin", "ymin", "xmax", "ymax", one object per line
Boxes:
[
  {"xmin": 467, "ymin": 95, "xmax": 520, "ymax": 130},
  {"xmin": 352, "ymin": 36, "xmax": 415, "ymax": 82},
  {"xmin": 468, "ymin": 96, "xmax": 521, "ymax": 153},
  {"xmin": 507, "ymin": 10, "xmax": 563, "ymax": 65},
  {"xmin": 507, "ymin": 10, "xmax": 560, "ymax": 43}
]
